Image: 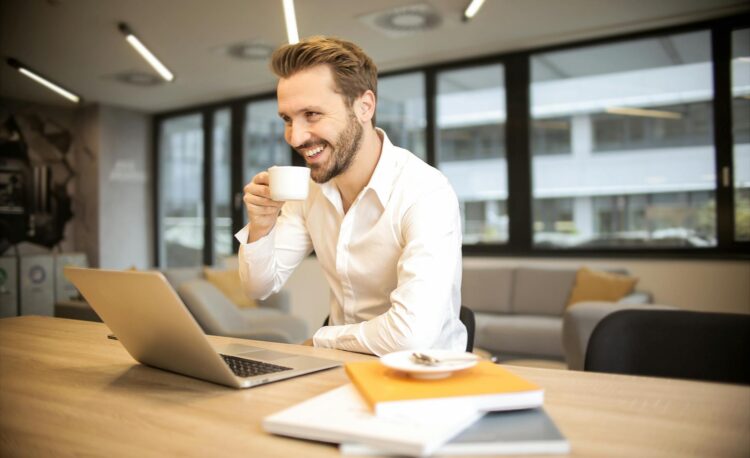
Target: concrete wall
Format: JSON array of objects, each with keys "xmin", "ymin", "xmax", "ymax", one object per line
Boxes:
[{"xmin": 0, "ymin": 99, "xmax": 153, "ymax": 269}]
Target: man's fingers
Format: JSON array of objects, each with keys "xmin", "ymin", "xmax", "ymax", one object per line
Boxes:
[{"xmin": 244, "ymin": 192, "xmax": 283, "ymax": 208}]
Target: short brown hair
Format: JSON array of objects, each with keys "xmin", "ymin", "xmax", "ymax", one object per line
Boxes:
[{"xmin": 271, "ymin": 36, "xmax": 378, "ymax": 123}]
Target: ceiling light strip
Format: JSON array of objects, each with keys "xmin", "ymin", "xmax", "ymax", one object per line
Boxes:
[
  {"xmin": 282, "ymin": 0, "xmax": 300, "ymax": 44},
  {"xmin": 463, "ymin": 0, "xmax": 486, "ymax": 20},
  {"xmin": 118, "ymin": 23, "xmax": 174, "ymax": 82},
  {"xmin": 6, "ymin": 58, "xmax": 80, "ymax": 103}
]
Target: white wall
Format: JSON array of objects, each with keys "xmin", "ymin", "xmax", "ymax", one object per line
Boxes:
[{"xmin": 282, "ymin": 256, "xmax": 750, "ymax": 326}]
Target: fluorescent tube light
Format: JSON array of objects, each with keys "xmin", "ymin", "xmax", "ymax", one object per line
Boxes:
[
  {"xmin": 605, "ymin": 106, "xmax": 682, "ymax": 120},
  {"xmin": 463, "ymin": 0, "xmax": 486, "ymax": 20},
  {"xmin": 6, "ymin": 58, "xmax": 80, "ymax": 103},
  {"xmin": 282, "ymin": 0, "xmax": 299, "ymax": 44},
  {"xmin": 118, "ymin": 22, "xmax": 174, "ymax": 82}
]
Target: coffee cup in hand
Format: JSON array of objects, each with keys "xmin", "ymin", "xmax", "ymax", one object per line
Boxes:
[{"xmin": 268, "ymin": 166, "xmax": 311, "ymax": 201}]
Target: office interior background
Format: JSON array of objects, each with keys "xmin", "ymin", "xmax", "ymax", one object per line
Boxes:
[{"xmin": 1, "ymin": 0, "xmax": 749, "ymax": 331}]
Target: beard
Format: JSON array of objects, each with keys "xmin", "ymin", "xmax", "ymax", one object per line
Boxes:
[{"xmin": 302, "ymin": 111, "xmax": 364, "ymax": 184}]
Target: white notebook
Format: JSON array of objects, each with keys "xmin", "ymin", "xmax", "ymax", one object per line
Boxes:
[
  {"xmin": 340, "ymin": 408, "xmax": 570, "ymax": 456},
  {"xmin": 263, "ymin": 383, "xmax": 482, "ymax": 457}
]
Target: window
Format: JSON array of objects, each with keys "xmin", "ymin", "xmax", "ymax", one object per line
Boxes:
[
  {"xmin": 436, "ymin": 64, "xmax": 508, "ymax": 244},
  {"xmin": 243, "ymin": 99, "xmax": 290, "ymax": 224},
  {"xmin": 377, "ymin": 73, "xmax": 426, "ymax": 160},
  {"xmin": 212, "ymin": 109, "xmax": 232, "ymax": 260},
  {"xmin": 732, "ymin": 28, "xmax": 750, "ymax": 241},
  {"xmin": 532, "ymin": 117, "xmax": 572, "ymax": 156},
  {"xmin": 159, "ymin": 114, "xmax": 204, "ymax": 267},
  {"xmin": 530, "ymin": 30, "xmax": 717, "ymax": 248},
  {"xmin": 592, "ymin": 101, "xmax": 713, "ymax": 152},
  {"xmin": 155, "ymin": 17, "xmax": 748, "ymax": 259}
]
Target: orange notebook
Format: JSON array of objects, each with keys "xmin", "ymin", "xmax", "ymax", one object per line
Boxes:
[{"xmin": 345, "ymin": 361, "xmax": 544, "ymax": 417}]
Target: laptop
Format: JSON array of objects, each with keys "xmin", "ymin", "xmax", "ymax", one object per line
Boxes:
[{"xmin": 64, "ymin": 267, "xmax": 341, "ymax": 388}]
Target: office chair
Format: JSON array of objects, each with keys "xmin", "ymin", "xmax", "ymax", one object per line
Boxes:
[
  {"xmin": 584, "ymin": 309, "xmax": 750, "ymax": 385},
  {"xmin": 322, "ymin": 305, "xmax": 476, "ymax": 352}
]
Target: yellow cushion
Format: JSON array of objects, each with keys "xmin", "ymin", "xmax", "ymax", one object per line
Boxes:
[
  {"xmin": 566, "ymin": 267, "xmax": 638, "ymax": 308},
  {"xmin": 203, "ymin": 267, "xmax": 257, "ymax": 308}
]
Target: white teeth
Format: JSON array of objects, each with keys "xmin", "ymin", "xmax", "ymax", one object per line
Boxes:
[{"xmin": 305, "ymin": 145, "xmax": 324, "ymax": 157}]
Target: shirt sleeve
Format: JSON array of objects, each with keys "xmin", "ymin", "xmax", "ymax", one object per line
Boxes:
[
  {"xmin": 313, "ymin": 182, "xmax": 463, "ymax": 355},
  {"xmin": 235, "ymin": 201, "xmax": 313, "ymax": 300}
]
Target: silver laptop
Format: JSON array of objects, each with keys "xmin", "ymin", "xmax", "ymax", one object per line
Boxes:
[{"xmin": 64, "ymin": 267, "xmax": 341, "ymax": 388}]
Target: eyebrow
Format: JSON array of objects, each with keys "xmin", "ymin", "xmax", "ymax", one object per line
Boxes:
[{"xmin": 278, "ymin": 106, "xmax": 324, "ymax": 118}]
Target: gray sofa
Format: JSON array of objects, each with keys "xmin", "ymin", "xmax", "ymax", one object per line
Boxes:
[
  {"xmin": 462, "ymin": 265, "xmax": 652, "ymax": 362},
  {"xmin": 162, "ymin": 267, "xmax": 308, "ymax": 344}
]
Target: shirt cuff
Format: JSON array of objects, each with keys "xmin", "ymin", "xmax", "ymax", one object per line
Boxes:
[
  {"xmin": 235, "ymin": 224, "xmax": 275, "ymax": 261},
  {"xmin": 313, "ymin": 324, "xmax": 373, "ymax": 354}
]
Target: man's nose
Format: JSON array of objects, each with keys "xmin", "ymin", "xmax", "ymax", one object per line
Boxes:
[{"xmin": 287, "ymin": 123, "xmax": 311, "ymax": 148}]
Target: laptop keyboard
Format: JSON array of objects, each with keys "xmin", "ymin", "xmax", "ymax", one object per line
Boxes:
[{"xmin": 220, "ymin": 354, "xmax": 293, "ymax": 378}]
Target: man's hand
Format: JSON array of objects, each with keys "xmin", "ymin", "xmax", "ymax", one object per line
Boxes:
[{"xmin": 243, "ymin": 171, "xmax": 285, "ymax": 243}]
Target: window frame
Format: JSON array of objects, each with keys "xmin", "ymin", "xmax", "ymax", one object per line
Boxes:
[{"xmin": 152, "ymin": 13, "xmax": 750, "ymax": 264}]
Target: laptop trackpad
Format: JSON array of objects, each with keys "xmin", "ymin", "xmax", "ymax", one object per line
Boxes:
[
  {"xmin": 235, "ymin": 349, "xmax": 290, "ymax": 362},
  {"xmin": 217, "ymin": 343, "xmax": 264, "ymax": 355}
]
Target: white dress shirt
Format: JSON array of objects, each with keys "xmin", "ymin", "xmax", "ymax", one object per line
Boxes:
[{"xmin": 235, "ymin": 129, "xmax": 466, "ymax": 356}]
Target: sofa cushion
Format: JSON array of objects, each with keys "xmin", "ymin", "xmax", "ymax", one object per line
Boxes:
[
  {"xmin": 566, "ymin": 267, "xmax": 638, "ymax": 307},
  {"xmin": 475, "ymin": 313, "xmax": 563, "ymax": 358},
  {"xmin": 511, "ymin": 267, "xmax": 576, "ymax": 316},
  {"xmin": 162, "ymin": 267, "xmax": 203, "ymax": 289},
  {"xmin": 204, "ymin": 267, "xmax": 257, "ymax": 308},
  {"xmin": 461, "ymin": 267, "xmax": 514, "ymax": 314}
]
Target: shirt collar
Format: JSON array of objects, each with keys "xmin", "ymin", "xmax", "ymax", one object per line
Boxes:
[
  {"xmin": 366, "ymin": 128, "xmax": 398, "ymax": 208},
  {"xmin": 319, "ymin": 127, "xmax": 399, "ymax": 210}
]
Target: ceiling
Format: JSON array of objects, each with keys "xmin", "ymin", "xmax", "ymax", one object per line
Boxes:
[{"xmin": 1, "ymin": 0, "xmax": 747, "ymax": 114}]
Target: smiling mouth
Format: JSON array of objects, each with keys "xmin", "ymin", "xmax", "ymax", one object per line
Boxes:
[{"xmin": 300, "ymin": 143, "xmax": 325, "ymax": 161}]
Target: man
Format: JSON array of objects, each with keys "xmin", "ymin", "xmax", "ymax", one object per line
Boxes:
[{"xmin": 236, "ymin": 36, "xmax": 465, "ymax": 356}]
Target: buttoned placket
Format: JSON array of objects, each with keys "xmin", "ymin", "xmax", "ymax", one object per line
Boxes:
[{"xmin": 334, "ymin": 188, "xmax": 372, "ymax": 325}]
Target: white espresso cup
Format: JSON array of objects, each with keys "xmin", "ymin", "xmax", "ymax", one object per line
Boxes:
[{"xmin": 268, "ymin": 166, "xmax": 311, "ymax": 201}]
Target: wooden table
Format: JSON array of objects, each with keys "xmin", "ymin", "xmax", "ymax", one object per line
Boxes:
[{"xmin": 1, "ymin": 316, "xmax": 748, "ymax": 457}]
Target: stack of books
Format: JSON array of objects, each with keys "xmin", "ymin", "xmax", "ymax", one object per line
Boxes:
[{"xmin": 263, "ymin": 359, "xmax": 570, "ymax": 457}]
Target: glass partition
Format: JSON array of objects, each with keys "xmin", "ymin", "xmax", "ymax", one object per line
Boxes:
[{"xmin": 159, "ymin": 114, "xmax": 204, "ymax": 267}]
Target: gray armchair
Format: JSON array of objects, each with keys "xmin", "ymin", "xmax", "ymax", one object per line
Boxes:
[{"xmin": 177, "ymin": 279, "xmax": 308, "ymax": 344}]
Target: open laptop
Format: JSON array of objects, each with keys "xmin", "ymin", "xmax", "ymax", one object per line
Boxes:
[{"xmin": 64, "ymin": 267, "xmax": 341, "ymax": 388}]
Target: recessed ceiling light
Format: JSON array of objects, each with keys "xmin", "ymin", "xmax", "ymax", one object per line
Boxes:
[
  {"xmin": 359, "ymin": 3, "xmax": 442, "ymax": 37},
  {"xmin": 227, "ymin": 42, "xmax": 274, "ymax": 60},
  {"xmin": 111, "ymin": 71, "xmax": 164, "ymax": 87}
]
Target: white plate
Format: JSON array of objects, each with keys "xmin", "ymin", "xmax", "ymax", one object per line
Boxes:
[{"xmin": 379, "ymin": 350, "xmax": 479, "ymax": 379}]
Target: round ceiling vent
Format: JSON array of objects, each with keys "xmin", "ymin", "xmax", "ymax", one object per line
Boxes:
[
  {"xmin": 226, "ymin": 42, "xmax": 274, "ymax": 60},
  {"xmin": 113, "ymin": 71, "xmax": 163, "ymax": 87},
  {"xmin": 375, "ymin": 7, "xmax": 442, "ymax": 32}
]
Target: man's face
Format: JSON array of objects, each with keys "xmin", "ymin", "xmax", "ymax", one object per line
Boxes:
[{"xmin": 277, "ymin": 65, "xmax": 363, "ymax": 183}]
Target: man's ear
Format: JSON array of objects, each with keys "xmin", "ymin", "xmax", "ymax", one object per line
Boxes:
[{"xmin": 355, "ymin": 90, "xmax": 376, "ymax": 124}]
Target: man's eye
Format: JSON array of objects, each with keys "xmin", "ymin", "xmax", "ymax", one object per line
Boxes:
[{"xmin": 306, "ymin": 112, "xmax": 320, "ymax": 119}]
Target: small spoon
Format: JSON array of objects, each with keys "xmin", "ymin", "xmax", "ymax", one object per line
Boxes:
[{"xmin": 410, "ymin": 352, "xmax": 478, "ymax": 366}]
